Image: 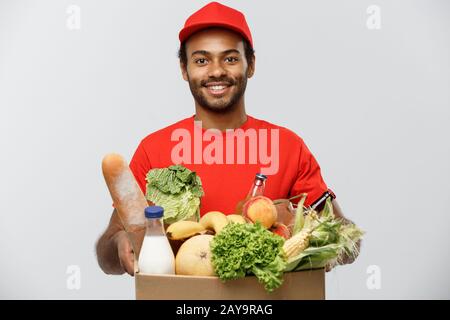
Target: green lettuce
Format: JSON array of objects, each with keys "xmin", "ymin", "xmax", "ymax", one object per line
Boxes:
[
  {"xmin": 145, "ymin": 165, "xmax": 203, "ymax": 224},
  {"xmin": 210, "ymin": 222, "xmax": 287, "ymax": 293}
]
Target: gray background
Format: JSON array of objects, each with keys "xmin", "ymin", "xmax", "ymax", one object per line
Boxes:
[{"xmin": 0, "ymin": 0, "xmax": 449, "ymax": 299}]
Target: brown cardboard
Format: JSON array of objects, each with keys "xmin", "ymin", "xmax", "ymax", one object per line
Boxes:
[{"xmin": 135, "ymin": 268, "xmax": 325, "ymax": 300}]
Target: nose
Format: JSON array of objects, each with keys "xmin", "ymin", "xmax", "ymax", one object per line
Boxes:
[{"xmin": 207, "ymin": 60, "xmax": 227, "ymax": 79}]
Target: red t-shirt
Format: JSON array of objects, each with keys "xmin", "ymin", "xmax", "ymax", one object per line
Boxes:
[{"xmin": 129, "ymin": 115, "xmax": 331, "ymax": 216}]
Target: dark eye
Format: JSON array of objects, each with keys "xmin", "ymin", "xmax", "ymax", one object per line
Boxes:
[
  {"xmin": 225, "ymin": 57, "xmax": 239, "ymax": 63},
  {"xmin": 195, "ymin": 58, "xmax": 207, "ymax": 65}
]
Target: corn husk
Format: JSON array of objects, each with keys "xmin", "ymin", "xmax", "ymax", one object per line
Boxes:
[
  {"xmin": 292, "ymin": 193, "xmax": 307, "ymax": 235},
  {"xmin": 283, "ymin": 197, "xmax": 364, "ymax": 272}
]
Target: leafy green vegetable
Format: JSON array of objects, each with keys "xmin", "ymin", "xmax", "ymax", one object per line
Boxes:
[
  {"xmin": 210, "ymin": 222, "xmax": 287, "ymax": 293},
  {"xmin": 145, "ymin": 165, "xmax": 203, "ymax": 224}
]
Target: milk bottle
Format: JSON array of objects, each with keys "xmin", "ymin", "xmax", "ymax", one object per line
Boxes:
[{"xmin": 138, "ymin": 206, "xmax": 175, "ymax": 274}]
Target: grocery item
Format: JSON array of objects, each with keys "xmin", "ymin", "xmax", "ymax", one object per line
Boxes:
[
  {"xmin": 138, "ymin": 206, "xmax": 175, "ymax": 275},
  {"xmin": 235, "ymin": 173, "xmax": 267, "ymax": 214},
  {"xmin": 166, "ymin": 221, "xmax": 206, "ymax": 241},
  {"xmin": 146, "ymin": 165, "xmax": 203, "ymax": 224},
  {"xmin": 175, "ymin": 235, "xmax": 216, "ymax": 276},
  {"xmin": 102, "ymin": 153, "xmax": 147, "ymax": 230},
  {"xmin": 292, "ymin": 193, "xmax": 307, "ymax": 235},
  {"xmin": 102, "ymin": 153, "xmax": 148, "ymax": 260},
  {"xmin": 199, "ymin": 211, "xmax": 228, "ymax": 234},
  {"xmin": 269, "ymin": 222, "xmax": 291, "ymax": 239},
  {"xmin": 309, "ymin": 190, "xmax": 336, "ymax": 212},
  {"xmin": 210, "ymin": 222, "xmax": 286, "ymax": 293},
  {"xmin": 282, "ymin": 227, "xmax": 313, "ymax": 261},
  {"xmin": 284, "ymin": 198, "xmax": 364, "ymax": 272},
  {"xmin": 242, "ymin": 196, "xmax": 278, "ymax": 228},
  {"xmin": 226, "ymin": 214, "xmax": 247, "ymax": 224}
]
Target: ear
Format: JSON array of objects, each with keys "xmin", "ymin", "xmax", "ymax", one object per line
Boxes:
[
  {"xmin": 247, "ymin": 55, "xmax": 256, "ymax": 79},
  {"xmin": 180, "ymin": 61, "xmax": 188, "ymax": 81}
]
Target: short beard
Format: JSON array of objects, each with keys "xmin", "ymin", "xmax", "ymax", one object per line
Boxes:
[{"xmin": 187, "ymin": 73, "xmax": 248, "ymax": 114}]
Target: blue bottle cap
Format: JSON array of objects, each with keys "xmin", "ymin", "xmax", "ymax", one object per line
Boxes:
[
  {"xmin": 256, "ymin": 173, "xmax": 267, "ymax": 180},
  {"xmin": 144, "ymin": 206, "xmax": 164, "ymax": 219}
]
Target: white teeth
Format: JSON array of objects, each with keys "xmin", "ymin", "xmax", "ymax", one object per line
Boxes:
[{"xmin": 209, "ymin": 85, "xmax": 226, "ymax": 90}]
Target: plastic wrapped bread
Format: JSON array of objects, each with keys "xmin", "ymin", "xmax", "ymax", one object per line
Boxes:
[{"xmin": 102, "ymin": 153, "xmax": 147, "ymax": 259}]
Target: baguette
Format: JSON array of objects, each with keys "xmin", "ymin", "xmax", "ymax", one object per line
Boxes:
[{"xmin": 102, "ymin": 153, "xmax": 148, "ymax": 265}]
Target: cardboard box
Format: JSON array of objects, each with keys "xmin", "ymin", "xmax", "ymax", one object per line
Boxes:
[{"xmin": 135, "ymin": 268, "xmax": 325, "ymax": 300}]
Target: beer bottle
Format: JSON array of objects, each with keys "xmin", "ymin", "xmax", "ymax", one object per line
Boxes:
[{"xmin": 309, "ymin": 190, "xmax": 336, "ymax": 212}]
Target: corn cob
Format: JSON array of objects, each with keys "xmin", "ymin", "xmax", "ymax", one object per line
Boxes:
[
  {"xmin": 282, "ymin": 227, "xmax": 313, "ymax": 260},
  {"xmin": 308, "ymin": 210, "xmax": 319, "ymax": 220}
]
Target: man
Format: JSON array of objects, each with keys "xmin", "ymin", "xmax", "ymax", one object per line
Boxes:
[{"xmin": 96, "ymin": 2, "xmax": 360, "ymax": 276}]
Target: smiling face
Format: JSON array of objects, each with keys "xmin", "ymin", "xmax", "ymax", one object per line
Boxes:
[{"xmin": 180, "ymin": 28, "xmax": 255, "ymax": 114}]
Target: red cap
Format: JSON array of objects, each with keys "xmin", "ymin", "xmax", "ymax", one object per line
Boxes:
[{"xmin": 179, "ymin": 2, "xmax": 253, "ymax": 48}]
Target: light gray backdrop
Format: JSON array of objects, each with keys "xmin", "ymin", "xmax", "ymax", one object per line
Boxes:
[{"xmin": 0, "ymin": 0, "xmax": 449, "ymax": 299}]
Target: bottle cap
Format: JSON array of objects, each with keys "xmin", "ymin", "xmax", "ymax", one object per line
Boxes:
[
  {"xmin": 144, "ymin": 206, "xmax": 164, "ymax": 219},
  {"xmin": 256, "ymin": 173, "xmax": 267, "ymax": 180}
]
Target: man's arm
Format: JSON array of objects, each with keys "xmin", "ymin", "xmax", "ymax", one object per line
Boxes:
[{"xmin": 95, "ymin": 209, "xmax": 135, "ymax": 276}]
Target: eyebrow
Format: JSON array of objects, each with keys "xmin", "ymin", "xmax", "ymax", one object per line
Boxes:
[{"xmin": 191, "ymin": 49, "xmax": 241, "ymax": 57}]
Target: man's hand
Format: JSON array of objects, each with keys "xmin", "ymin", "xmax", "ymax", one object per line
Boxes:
[
  {"xmin": 325, "ymin": 239, "xmax": 362, "ymax": 272},
  {"xmin": 324, "ymin": 200, "xmax": 361, "ymax": 272},
  {"xmin": 114, "ymin": 231, "xmax": 135, "ymax": 276},
  {"xmin": 96, "ymin": 209, "xmax": 144, "ymax": 275}
]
